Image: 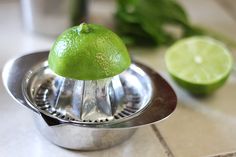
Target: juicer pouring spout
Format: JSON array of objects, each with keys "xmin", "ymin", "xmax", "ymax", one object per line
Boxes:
[{"xmin": 40, "ymin": 112, "xmax": 64, "ymax": 126}]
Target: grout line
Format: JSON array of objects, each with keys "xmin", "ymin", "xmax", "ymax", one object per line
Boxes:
[
  {"xmin": 151, "ymin": 125, "xmax": 175, "ymax": 157},
  {"xmin": 215, "ymin": 0, "xmax": 236, "ymax": 22},
  {"xmin": 208, "ymin": 151, "xmax": 236, "ymax": 157}
]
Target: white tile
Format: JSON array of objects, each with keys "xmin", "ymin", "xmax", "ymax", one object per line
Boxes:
[
  {"xmin": 178, "ymin": 0, "xmax": 236, "ymax": 44},
  {"xmin": 155, "ymin": 73, "xmax": 236, "ymax": 157},
  {"xmin": 80, "ymin": 127, "xmax": 168, "ymax": 157}
]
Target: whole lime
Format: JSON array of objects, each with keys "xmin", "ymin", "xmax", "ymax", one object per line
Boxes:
[{"xmin": 48, "ymin": 23, "xmax": 131, "ymax": 80}]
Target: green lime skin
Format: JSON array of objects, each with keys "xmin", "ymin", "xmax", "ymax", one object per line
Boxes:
[
  {"xmin": 48, "ymin": 23, "xmax": 131, "ymax": 80},
  {"xmin": 170, "ymin": 73, "xmax": 231, "ymax": 95}
]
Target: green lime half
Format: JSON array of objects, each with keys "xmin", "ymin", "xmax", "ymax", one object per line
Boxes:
[
  {"xmin": 48, "ymin": 23, "xmax": 131, "ymax": 80},
  {"xmin": 165, "ymin": 36, "xmax": 233, "ymax": 95}
]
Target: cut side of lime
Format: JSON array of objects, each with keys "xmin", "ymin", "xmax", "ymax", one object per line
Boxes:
[{"xmin": 165, "ymin": 36, "xmax": 233, "ymax": 95}]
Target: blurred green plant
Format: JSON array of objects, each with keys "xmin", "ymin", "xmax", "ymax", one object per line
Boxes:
[{"xmin": 115, "ymin": 0, "xmax": 236, "ymax": 47}]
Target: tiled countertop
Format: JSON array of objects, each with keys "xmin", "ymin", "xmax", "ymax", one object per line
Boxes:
[{"xmin": 0, "ymin": 0, "xmax": 236, "ymax": 157}]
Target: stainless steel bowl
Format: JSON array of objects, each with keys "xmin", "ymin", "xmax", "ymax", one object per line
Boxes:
[
  {"xmin": 34, "ymin": 115, "xmax": 136, "ymax": 150},
  {"xmin": 2, "ymin": 51, "xmax": 177, "ymax": 150}
]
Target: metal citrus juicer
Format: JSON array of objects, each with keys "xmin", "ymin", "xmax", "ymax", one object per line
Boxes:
[{"xmin": 2, "ymin": 24, "xmax": 177, "ymax": 150}]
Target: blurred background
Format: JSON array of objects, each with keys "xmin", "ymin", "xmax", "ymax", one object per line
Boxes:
[
  {"xmin": 1, "ymin": 0, "xmax": 236, "ymax": 69},
  {"xmin": 1, "ymin": 0, "xmax": 236, "ymax": 65},
  {"xmin": 1, "ymin": 0, "xmax": 236, "ymax": 157}
]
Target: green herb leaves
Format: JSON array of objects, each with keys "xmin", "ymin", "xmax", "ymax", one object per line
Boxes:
[{"xmin": 115, "ymin": 0, "xmax": 203, "ymax": 46}]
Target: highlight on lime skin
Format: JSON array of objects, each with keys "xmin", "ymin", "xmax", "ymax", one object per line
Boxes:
[{"xmin": 165, "ymin": 36, "xmax": 233, "ymax": 95}]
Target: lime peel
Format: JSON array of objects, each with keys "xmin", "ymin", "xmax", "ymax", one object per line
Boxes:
[{"xmin": 48, "ymin": 23, "xmax": 131, "ymax": 80}]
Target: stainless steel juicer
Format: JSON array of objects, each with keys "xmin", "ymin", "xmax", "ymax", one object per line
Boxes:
[{"xmin": 2, "ymin": 51, "xmax": 177, "ymax": 150}]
